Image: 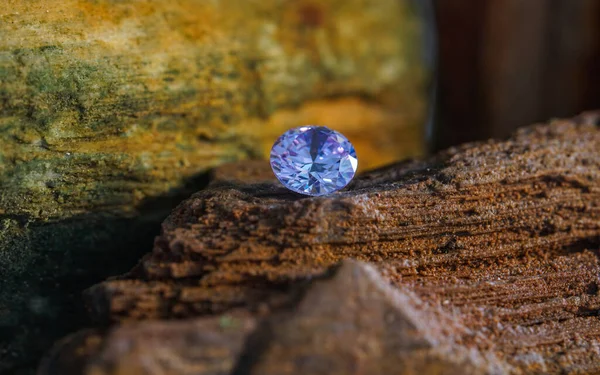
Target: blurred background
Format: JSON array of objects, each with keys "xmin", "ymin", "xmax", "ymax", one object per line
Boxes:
[{"xmin": 433, "ymin": 0, "xmax": 600, "ymax": 150}]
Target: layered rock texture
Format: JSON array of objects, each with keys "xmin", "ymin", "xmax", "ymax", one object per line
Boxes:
[
  {"xmin": 0, "ymin": 1, "xmax": 429, "ymax": 373},
  {"xmin": 41, "ymin": 113, "xmax": 600, "ymax": 374}
]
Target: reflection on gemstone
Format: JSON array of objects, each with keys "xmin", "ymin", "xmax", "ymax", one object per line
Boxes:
[{"xmin": 270, "ymin": 126, "xmax": 358, "ymax": 196}]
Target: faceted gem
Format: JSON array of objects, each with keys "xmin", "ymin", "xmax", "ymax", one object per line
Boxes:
[{"xmin": 270, "ymin": 126, "xmax": 358, "ymax": 196}]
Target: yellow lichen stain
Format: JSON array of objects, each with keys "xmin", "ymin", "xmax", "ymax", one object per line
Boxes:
[{"xmin": 73, "ymin": 0, "xmax": 222, "ymax": 46}]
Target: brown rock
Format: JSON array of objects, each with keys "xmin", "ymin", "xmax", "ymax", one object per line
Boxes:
[
  {"xmin": 41, "ymin": 261, "xmax": 505, "ymax": 375},
  {"xmin": 247, "ymin": 260, "xmax": 505, "ymax": 375},
  {"xmin": 40, "ymin": 314, "xmax": 256, "ymax": 375},
  {"xmin": 45, "ymin": 113, "xmax": 600, "ymax": 374}
]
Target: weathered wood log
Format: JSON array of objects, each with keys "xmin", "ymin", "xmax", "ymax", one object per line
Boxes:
[
  {"xmin": 0, "ymin": 1, "xmax": 429, "ymax": 372},
  {"xmin": 41, "ymin": 113, "xmax": 600, "ymax": 374}
]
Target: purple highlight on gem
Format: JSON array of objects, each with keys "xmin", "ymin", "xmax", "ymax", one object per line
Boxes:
[{"xmin": 270, "ymin": 126, "xmax": 358, "ymax": 196}]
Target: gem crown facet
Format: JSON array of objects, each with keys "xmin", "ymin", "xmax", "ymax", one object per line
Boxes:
[{"xmin": 270, "ymin": 126, "xmax": 358, "ymax": 196}]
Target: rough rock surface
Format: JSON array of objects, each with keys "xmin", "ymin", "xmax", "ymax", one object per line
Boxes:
[
  {"xmin": 0, "ymin": 1, "xmax": 429, "ymax": 372},
  {"xmin": 42, "ymin": 261, "xmax": 504, "ymax": 375},
  {"xmin": 43, "ymin": 113, "xmax": 600, "ymax": 374}
]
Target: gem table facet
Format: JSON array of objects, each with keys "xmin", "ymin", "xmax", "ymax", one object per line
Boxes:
[{"xmin": 270, "ymin": 126, "xmax": 358, "ymax": 196}]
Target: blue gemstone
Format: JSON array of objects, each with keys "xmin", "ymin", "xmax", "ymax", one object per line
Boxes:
[{"xmin": 270, "ymin": 126, "xmax": 358, "ymax": 196}]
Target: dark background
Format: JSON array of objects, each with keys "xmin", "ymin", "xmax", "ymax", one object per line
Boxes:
[{"xmin": 433, "ymin": 0, "xmax": 600, "ymax": 150}]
